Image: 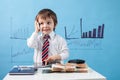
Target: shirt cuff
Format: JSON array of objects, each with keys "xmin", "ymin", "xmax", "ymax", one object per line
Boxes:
[{"xmin": 59, "ymin": 52, "xmax": 69, "ymax": 60}]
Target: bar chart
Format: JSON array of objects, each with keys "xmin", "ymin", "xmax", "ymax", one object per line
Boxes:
[{"xmin": 80, "ymin": 18, "xmax": 104, "ymax": 38}]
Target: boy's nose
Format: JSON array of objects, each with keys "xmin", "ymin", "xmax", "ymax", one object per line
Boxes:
[{"xmin": 43, "ymin": 23, "xmax": 48, "ymax": 27}]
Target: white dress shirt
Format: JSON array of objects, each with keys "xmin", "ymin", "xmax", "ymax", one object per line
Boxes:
[{"xmin": 27, "ymin": 31, "xmax": 69, "ymax": 66}]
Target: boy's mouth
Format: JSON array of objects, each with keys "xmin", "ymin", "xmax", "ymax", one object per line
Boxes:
[{"xmin": 43, "ymin": 29, "xmax": 50, "ymax": 31}]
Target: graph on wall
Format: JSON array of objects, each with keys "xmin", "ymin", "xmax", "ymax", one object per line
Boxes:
[
  {"xmin": 64, "ymin": 18, "xmax": 105, "ymax": 50},
  {"xmin": 80, "ymin": 18, "xmax": 104, "ymax": 38},
  {"xmin": 10, "ymin": 17, "xmax": 34, "ymax": 63}
]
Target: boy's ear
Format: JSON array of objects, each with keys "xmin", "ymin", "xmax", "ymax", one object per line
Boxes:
[{"xmin": 53, "ymin": 27, "xmax": 56, "ymax": 31}]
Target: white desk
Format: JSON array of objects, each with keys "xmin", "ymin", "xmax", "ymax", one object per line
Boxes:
[{"xmin": 3, "ymin": 67, "xmax": 106, "ymax": 80}]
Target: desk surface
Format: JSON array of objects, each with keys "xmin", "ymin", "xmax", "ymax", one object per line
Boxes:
[{"xmin": 3, "ymin": 67, "xmax": 106, "ymax": 80}]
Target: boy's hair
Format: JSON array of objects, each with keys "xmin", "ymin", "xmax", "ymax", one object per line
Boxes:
[{"xmin": 35, "ymin": 8, "xmax": 58, "ymax": 30}]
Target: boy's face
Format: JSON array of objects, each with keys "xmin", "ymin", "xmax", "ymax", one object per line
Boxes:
[{"xmin": 38, "ymin": 17, "xmax": 55, "ymax": 35}]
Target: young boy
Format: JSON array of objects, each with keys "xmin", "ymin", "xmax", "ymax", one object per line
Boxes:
[{"xmin": 27, "ymin": 9, "xmax": 69, "ymax": 66}]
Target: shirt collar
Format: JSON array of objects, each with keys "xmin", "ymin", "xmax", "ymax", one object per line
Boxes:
[{"xmin": 41, "ymin": 31, "xmax": 55, "ymax": 40}]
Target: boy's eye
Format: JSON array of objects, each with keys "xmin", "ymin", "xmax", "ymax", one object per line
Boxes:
[
  {"xmin": 41, "ymin": 22, "xmax": 43, "ymax": 24},
  {"xmin": 39, "ymin": 22, "xmax": 43, "ymax": 25},
  {"xmin": 47, "ymin": 22, "xmax": 51, "ymax": 25}
]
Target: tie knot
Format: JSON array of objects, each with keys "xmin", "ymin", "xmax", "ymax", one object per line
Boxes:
[{"xmin": 43, "ymin": 35, "xmax": 50, "ymax": 40}]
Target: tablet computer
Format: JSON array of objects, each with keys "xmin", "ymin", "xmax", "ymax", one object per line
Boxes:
[{"xmin": 9, "ymin": 66, "xmax": 36, "ymax": 75}]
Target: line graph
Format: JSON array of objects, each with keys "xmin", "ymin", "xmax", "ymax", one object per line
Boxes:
[
  {"xmin": 64, "ymin": 26, "xmax": 79, "ymax": 40},
  {"xmin": 10, "ymin": 17, "xmax": 32, "ymax": 40},
  {"xmin": 11, "ymin": 44, "xmax": 33, "ymax": 63},
  {"xmin": 10, "ymin": 17, "xmax": 33, "ymax": 63}
]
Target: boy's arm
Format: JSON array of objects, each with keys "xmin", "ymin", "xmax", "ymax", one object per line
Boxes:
[
  {"xmin": 27, "ymin": 21, "xmax": 40, "ymax": 49},
  {"xmin": 27, "ymin": 32, "xmax": 39, "ymax": 49},
  {"xmin": 59, "ymin": 38, "xmax": 69, "ymax": 60}
]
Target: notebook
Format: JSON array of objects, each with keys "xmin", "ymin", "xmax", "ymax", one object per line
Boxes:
[{"xmin": 9, "ymin": 66, "xmax": 36, "ymax": 75}]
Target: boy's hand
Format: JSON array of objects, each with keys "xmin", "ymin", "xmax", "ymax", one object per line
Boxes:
[
  {"xmin": 44, "ymin": 55, "xmax": 61, "ymax": 65},
  {"xmin": 35, "ymin": 21, "xmax": 40, "ymax": 33}
]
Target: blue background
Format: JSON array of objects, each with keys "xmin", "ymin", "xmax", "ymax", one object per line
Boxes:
[{"xmin": 0, "ymin": 0, "xmax": 120, "ymax": 80}]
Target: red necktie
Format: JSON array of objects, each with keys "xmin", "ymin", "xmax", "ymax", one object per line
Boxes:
[{"xmin": 42, "ymin": 35, "xmax": 50, "ymax": 65}]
